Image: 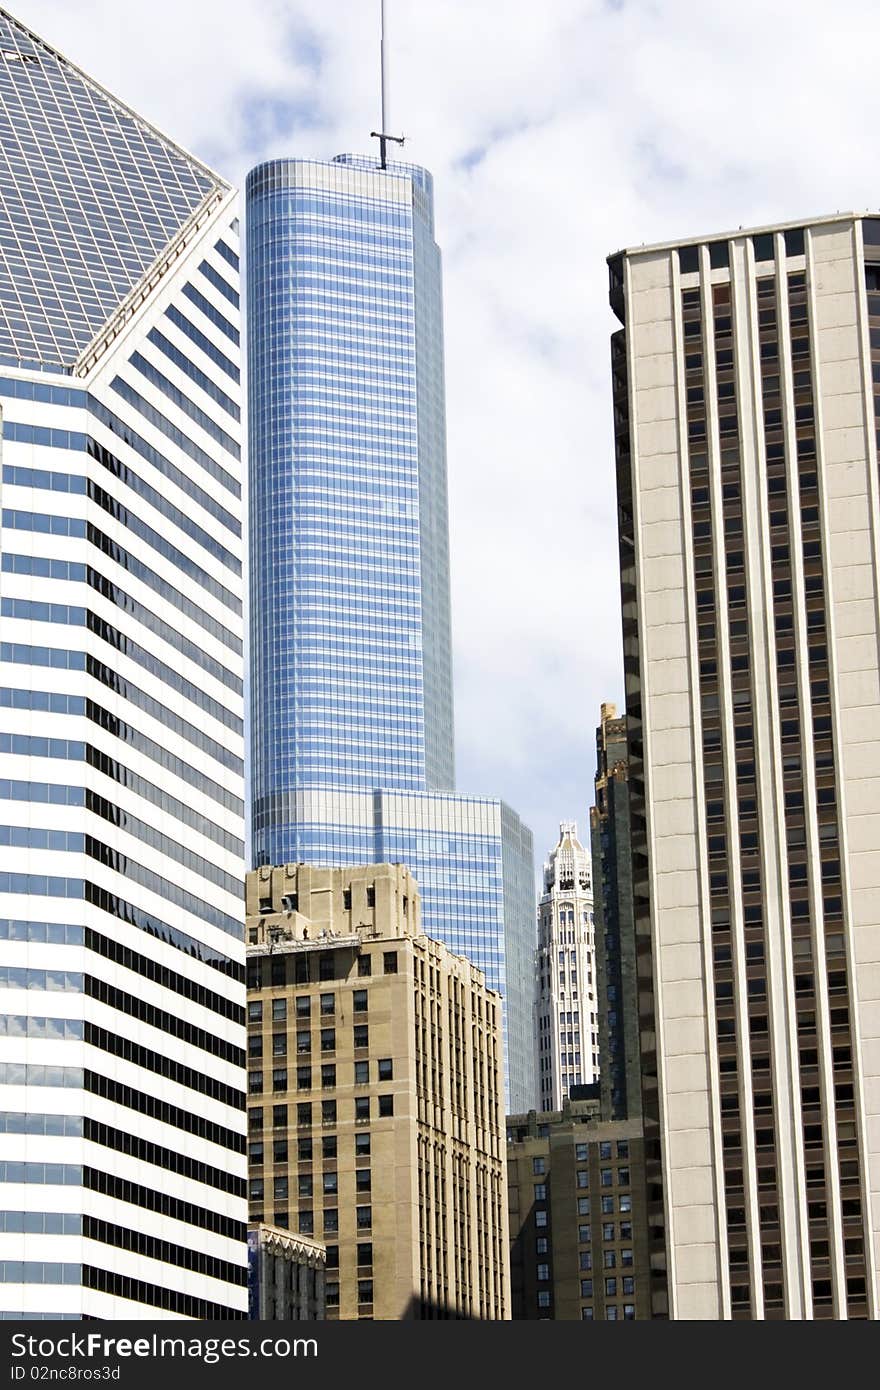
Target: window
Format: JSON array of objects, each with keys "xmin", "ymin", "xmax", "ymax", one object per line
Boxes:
[
  {"xmin": 578, "ymin": 1225, "xmax": 590, "ymax": 1243},
  {"xmin": 295, "ymin": 997, "xmax": 310, "ymax": 1019},
  {"xmin": 272, "ymin": 1068, "xmax": 287, "ymax": 1092},
  {"xmin": 353, "ymin": 1025, "xmax": 368, "ymax": 1048},
  {"xmin": 298, "ymin": 1175, "xmax": 312, "ymax": 1198},
  {"xmin": 604, "ymin": 1251, "xmax": 616, "ymax": 1269},
  {"xmin": 623, "ymin": 1276, "xmax": 634, "ymax": 1295},
  {"xmin": 296, "ymin": 1066, "xmax": 310, "ymax": 1090},
  {"xmin": 602, "ymin": 1223, "xmax": 614, "ymax": 1241},
  {"xmin": 599, "ymin": 1142, "xmax": 612, "ymax": 1160},
  {"xmin": 326, "ymin": 1281, "xmax": 339, "ymax": 1308},
  {"xmin": 248, "ymin": 1108, "xmax": 263, "ymax": 1130},
  {"xmin": 298, "ymin": 1210, "xmax": 313, "ymax": 1234},
  {"xmin": 323, "ymin": 1209, "xmax": 338, "ymax": 1233},
  {"xmin": 296, "ymin": 1031, "xmax": 310, "ymax": 1055},
  {"xmin": 297, "ymin": 1138, "xmax": 311, "ymax": 1162},
  {"xmin": 577, "ymin": 1198, "xmax": 590, "ymax": 1215},
  {"xmin": 296, "ymin": 1103, "xmax": 311, "ymax": 1128},
  {"xmin": 320, "ymin": 994, "xmax": 334, "ymax": 1016},
  {"xmin": 274, "ymin": 1140, "xmax": 288, "ymax": 1164},
  {"xmin": 535, "ymin": 1210, "xmax": 548, "ymax": 1228},
  {"xmin": 618, "ymin": 1167, "xmax": 630, "ymax": 1186},
  {"xmin": 321, "ymin": 1100, "xmax": 336, "ymax": 1125},
  {"xmin": 272, "ymin": 1034, "xmax": 286, "ymax": 1057},
  {"xmin": 353, "ymin": 990, "xmax": 368, "ymax": 1012},
  {"xmin": 355, "ymin": 1133, "xmax": 370, "ymax": 1156},
  {"xmin": 536, "ymin": 1263, "xmax": 549, "ymax": 1282},
  {"xmin": 605, "ymin": 1278, "xmax": 617, "ymax": 1296},
  {"xmin": 248, "ymin": 1142, "xmax": 264, "ymax": 1164},
  {"xmin": 532, "ymin": 1158, "xmax": 546, "ymax": 1176},
  {"xmin": 356, "ymin": 1206, "xmax": 372, "ymax": 1229},
  {"xmin": 273, "ymin": 1104, "xmax": 287, "ymax": 1129},
  {"xmin": 619, "ymin": 1195, "xmax": 631, "ymax": 1213},
  {"xmin": 536, "ymin": 1237, "xmax": 548, "ymax": 1255},
  {"xmin": 580, "ymin": 1280, "xmax": 593, "ymax": 1297},
  {"xmin": 623, "ymin": 1304, "xmax": 635, "ymax": 1320},
  {"xmin": 355, "ymin": 1061, "xmax": 369, "ymax": 1085},
  {"xmin": 357, "ymin": 1280, "xmax": 373, "ymax": 1305},
  {"xmin": 322, "ymin": 1136, "xmax": 337, "ymax": 1159},
  {"xmin": 581, "ymin": 1307, "xmax": 594, "ymax": 1320},
  {"xmin": 321, "ymin": 1029, "xmax": 335, "ymax": 1052},
  {"xmin": 576, "ymin": 1170, "xmax": 589, "ymax": 1188},
  {"xmin": 356, "ymin": 1169, "xmax": 371, "ymax": 1192},
  {"xmin": 622, "ymin": 1249, "xmax": 633, "ymax": 1267},
  {"xmin": 323, "ymin": 1172, "xmax": 338, "ymax": 1195},
  {"xmin": 580, "ymin": 1252, "xmax": 592, "ymax": 1270},
  {"xmin": 248, "ymin": 1071, "xmax": 263, "ymax": 1094},
  {"xmin": 325, "ymin": 1245, "xmax": 339, "ymax": 1270},
  {"xmin": 358, "ymin": 955, "xmax": 371, "ymax": 977},
  {"xmin": 606, "ymin": 1305, "xmax": 619, "ymax": 1321},
  {"xmin": 355, "ymin": 1097, "xmax": 370, "ymax": 1120},
  {"xmin": 321, "ymin": 1065, "xmax": 336, "ymax": 1088},
  {"xmin": 249, "ymin": 1178, "xmax": 264, "ymax": 1201},
  {"xmin": 601, "ymin": 1197, "xmax": 614, "ymax": 1215},
  {"xmin": 271, "ymin": 998, "xmax": 286, "ymax": 1022},
  {"xmin": 357, "ymin": 1243, "xmax": 372, "ymax": 1267},
  {"xmin": 383, "ymin": 952, "xmax": 398, "ymax": 975},
  {"xmin": 378, "ymin": 1095, "xmax": 394, "ymax": 1117},
  {"xmin": 377, "ymin": 1058, "xmax": 394, "ymax": 1082},
  {"xmin": 617, "ymin": 1140, "xmax": 629, "ymax": 1159},
  {"xmin": 600, "ymin": 1169, "xmax": 613, "ymax": 1187},
  {"xmin": 537, "ymin": 1291, "xmax": 551, "ymax": 1308},
  {"xmin": 318, "ymin": 954, "xmax": 334, "ymax": 981},
  {"xmin": 575, "ymin": 1143, "xmax": 588, "ymax": 1161},
  {"xmin": 273, "ymin": 1177, "xmax": 288, "ymax": 1200},
  {"xmin": 248, "ymin": 1001, "xmax": 262, "ymax": 1022}
]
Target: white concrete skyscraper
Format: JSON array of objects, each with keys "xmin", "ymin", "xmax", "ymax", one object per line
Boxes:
[
  {"xmin": 535, "ymin": 823, "xmax": 599, "ymax": 1111},
  {"xmin": 609, "ymin": 212, "xmax": 880, "ymax": 1319},
  {"xmin": 0, "ymin": 11, "xmax": 246, "ymax": 1317}
]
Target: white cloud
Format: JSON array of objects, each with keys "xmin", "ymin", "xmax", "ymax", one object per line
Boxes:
[{"xmin": 17, "ymin": 0, "xmax": 880, "ymax": 870}]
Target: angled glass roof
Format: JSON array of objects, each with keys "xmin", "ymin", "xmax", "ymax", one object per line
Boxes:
[{"xmin": 0, "ymin": 9, "xmax": 227, "ymax": 372}]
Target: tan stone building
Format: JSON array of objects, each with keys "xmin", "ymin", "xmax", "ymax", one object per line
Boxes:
[
  {"xmin": 608, "ymin": 213, "xmax": 880, "ymax": 1318},
  {"xmin": 507, "ymin": 1099, "xmax": 650, "ymax": 1320},
  {"xmin": 245, "ymin": 862, "xmax": 510, "ymax": 1320}
]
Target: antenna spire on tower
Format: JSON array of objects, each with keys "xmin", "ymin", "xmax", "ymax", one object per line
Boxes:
[{"xmin": 370, "ymin": 0, "xmax": 405, "ymax": 170}]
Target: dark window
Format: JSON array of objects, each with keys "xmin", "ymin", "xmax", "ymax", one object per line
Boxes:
[
  {"xmin": 378, "ymin": 1095, "xmax": 394, "ymax": 1118},
  {"xmin": 679, "ymin": 245, "xmax": 700, "ymax": 274},
  {"xmin": 383, "ymin": 952, "xmax": 398, "ymax": 975}
]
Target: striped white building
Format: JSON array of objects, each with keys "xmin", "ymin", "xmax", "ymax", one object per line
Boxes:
[
  {"xmin": 609, "ymin": 213, "xmax": 880, "ymax": 1319},
  {"xmin": 0, "ymin": 11, "xmax": 246, "ymax": 1317}
]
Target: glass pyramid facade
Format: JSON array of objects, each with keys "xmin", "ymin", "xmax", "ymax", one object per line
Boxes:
[{"xmin": 0, "ymin": 8, "xmax": 224, "ymax": 372}]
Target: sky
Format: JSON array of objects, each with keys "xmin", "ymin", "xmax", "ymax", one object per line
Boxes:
[{"xmin": 17, "ymin": 0, "xmax": 880, "ymax": 876}]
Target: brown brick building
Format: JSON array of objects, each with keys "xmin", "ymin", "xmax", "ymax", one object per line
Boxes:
[
  {"xmin": 507, "ymin": 1098, "xmax": 650, "ymax": 1319},
  {"xmin": 246, "ymin": 862, "xmax": 510, "ymax": 1320}
]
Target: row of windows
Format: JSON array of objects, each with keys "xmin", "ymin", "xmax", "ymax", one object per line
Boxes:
[
  {"xmin": 166, "ymin": 304, "xmax": 239, "ymax": 383},
  {"xmin": 83, "ymin": 1166, "xmax": 246, "ymax": 1243},
  {"xmin": 83, "ymin": 925, "xmax": 243, "ymax": 1025},
  {"xmin": 82, "ymin": 1265, "xmax": 244, "ymax": 1319},
  {"xmin": 109, "ymin": 379, "xmax": 238, "ymax": 499},
  {"xmin": 249, "ymin": 1130, "xmax": 371, "ymax": 1162},
  {"xmin": 0, "ymin": 966, "xmax": 81, "ymax": 993},
  {"xmin": 0, "ymin": 1213, "xmax": 81, "ymax": 1235},
  {"xmin": 146, "ymin": 326, "xmax": 239, "ymax": 421},
  {"xmin": 248, "ymin": 1095, "xmax": 393, "ymax": 1125},
  {"xmin": 85, "ymin": 974, "xmax": 244, "ymax": 1068},
  {"xmin": 83, "ymin": 786, "xmax": 241, "ymax": 898},
  {"xmin": 84, "ymin": 1118, "xmax": 244, "ymax": 1199},
  {"xmin": 84, "ymin": 1023, "xmax": 244, "ymax": 1110},
  {"xmin": 0, "ymin": 1112, "xmax": 82, "ymax": 1137},
  {"xmin": 85, "ymin": 1070, "xmax": 244, "ymax": 1158},
  {"xmin": 0, "ymin": 1015, "xmax": 82, "ymax": 1040},
  {"xmin": 85, "ymin": 878, "xmax": 242, "ymax": 978},
  {"xmin": 0, "ymin": 1263, "xmax": 80, "ymax": 1285},
  {"xmin": 83, "ymin": 1216, "xmax": 246, "ymax": 1289},
  {"xmin": 128, "ymin": 351, "xmax": 240, "ymax": 459}
]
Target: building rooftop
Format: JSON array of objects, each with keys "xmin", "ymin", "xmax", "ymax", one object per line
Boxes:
[
  {"xmin": 608, "ymin": 209, "xmax": 880, "ymax": 263},
  {"xmin": 0, "ymin": 7, "xmax": 227, "ymax": 373}
]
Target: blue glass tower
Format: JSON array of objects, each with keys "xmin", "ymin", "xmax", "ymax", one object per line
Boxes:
[{"xmin": 247, "ymin": 155, "xmax": 535, "ymax": 1108}]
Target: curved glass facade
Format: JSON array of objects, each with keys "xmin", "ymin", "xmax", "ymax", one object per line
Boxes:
[{"xmin": 248, "ymin": 155, "xmax": 454, "ymax": 834}]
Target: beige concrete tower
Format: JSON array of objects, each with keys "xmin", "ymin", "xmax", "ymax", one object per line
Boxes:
[
  {"xmin": 245, "ymin": 863, "xmax": 509, "ymax": 1320},
  {"xmin": 608, "ymin": 213, "xmax": 880, "ymax": 1319}
]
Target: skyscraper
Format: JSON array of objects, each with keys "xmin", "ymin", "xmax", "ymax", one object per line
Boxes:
[
  {"xmin": 0, "ymin": 10, "xmax": 246, "ymax": 1317},
  {"xmin": 535, "ymin": 822, "xmax": 599, "ymax": 1110},
  {"xmin": 247, "ymin": 155, "xmax": 535, "ymax": 1109},
  {"xmin": 590, "ymin": 703, "xmax": 639, "ymax": 1122},
  {"xmin": 609, "ymin": 212, "xmax": 880, "ymax": 1319}
]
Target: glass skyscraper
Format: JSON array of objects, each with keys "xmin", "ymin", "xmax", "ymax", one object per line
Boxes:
[
  {"xmin": 0, "ymin": 11, "xmax": 247, "ymax": 1317},
  {"xmin": 247, "ymin": 155, "xmax": 536, "ymax": 1108}
]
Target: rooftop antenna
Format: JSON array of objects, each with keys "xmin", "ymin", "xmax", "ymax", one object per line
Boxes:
[{"xmin": 370, "ymin": 0, "xmax": 404, "ymax": 169}]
